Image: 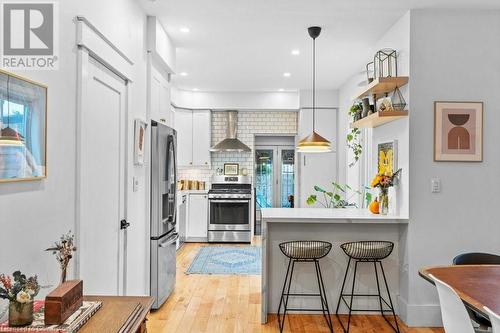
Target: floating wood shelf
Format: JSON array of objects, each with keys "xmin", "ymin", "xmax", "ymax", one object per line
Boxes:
[
  {"xmin": 355, "ymin": 76, "xmax": 409, "ymax": 100},
  {"xmin": 350, "ymin": 110, "xmax": 408, "ymax": 128}
]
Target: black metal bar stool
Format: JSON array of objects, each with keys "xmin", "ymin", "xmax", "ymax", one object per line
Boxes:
[
  {"xmin": 277, "ymin": 240, "xmax": 333, "ymax": 333},
  {"xmin": 335, "ymin": 241, "xmax": 400, "ymax": 333}
]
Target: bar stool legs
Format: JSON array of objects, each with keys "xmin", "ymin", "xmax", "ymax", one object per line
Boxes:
[
  {"xmin": 277, "ymin": 258, "xmax": 333, "ymax": 333},
  {"xmin": 335, "ymin": 258, "xmax": 400, "ymax": 333}
]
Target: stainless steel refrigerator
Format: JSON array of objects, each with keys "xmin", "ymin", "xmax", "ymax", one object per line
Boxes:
[{"xmin": 150, "ymin": 120, "xmax": 178, "ymax": 310}]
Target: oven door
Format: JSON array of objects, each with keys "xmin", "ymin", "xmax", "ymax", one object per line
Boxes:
[{"xmin": 209, "ymin": 199, "xmax": 251, "ymax": 231}]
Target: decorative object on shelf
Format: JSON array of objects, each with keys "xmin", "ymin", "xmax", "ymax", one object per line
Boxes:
[
  {"xmin": 361, "ymin": 98, "xmax": 371, "ymax": 118},
  {"xmin": 306, "ymin": 182, "xmax": 360, "ymax": 208},
  {"xmin": 376, "ymin": 97, "xmax": 394, "ymax": 112},
  {"xmin": 366, "ymin": 61, "xmax": 374, "ymax": 84},
  {"xmin": 368, "ymin": 198, "xmax": 380, "ymax": 214},
  {"xmin": 44, "ymin": 280, "xmax": 83, "ymax": 325},
  {"xmin": 378, "ymin": 140, "xmax": 398, "ymax": 176},
  {"xmin": 0, "ymin": 271, "xmax": 40, "ymax": 327},
  {"xmin": 297, "ymin": 26, "xmax": 332, "ymax": 153},
  {"xmin": 434, "ymin": 101, "xmax": 483, "ymax": 162},
  {"xmin": 45, "ymin": 231, "xmax": 77, "ymax": 284},
  {"xmin": 223, "ymin": 163, "xmax": 239, "ymax": 175},
  {"xmin": 347, "ymin": 128, "xmax": 362, "ymax": 168},
  {"xmin": 373, "ymin": 48, "xmax": 398, "ymax": 79},
  {"xmin": 0, "ymin": 70, "xmax": 47, "ymax": 183},
  {"xmin": 371, "ymin": 168, "xmax": 402, "ymax": 215},
  {"xmin": 134, "ymin": 119, "xmax": 147, "ymax": 166},
  {"xmin": 349, "ymin": 103, "xmax": 362, "ymax": 122},
  {"xmin": 391, "ymin": 87, "xmax": 406, "ymax": 111}
]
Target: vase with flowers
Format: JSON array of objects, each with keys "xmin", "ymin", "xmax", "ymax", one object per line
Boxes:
[
  {"xmin": 370, "ymin": 169, "xmax": 402, "ymax": 215},
  {"xmin": 46, "ymin": 231, "xmax": 77, "ymax": 284},
  {"xmin": 0, "ymin": 271, "xmax": 40, "ymax": 326}
]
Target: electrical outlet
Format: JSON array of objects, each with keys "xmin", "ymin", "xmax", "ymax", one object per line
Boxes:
[{"xmin": 431, "ymin": 178, "xmax": 441, "ymax": 193}]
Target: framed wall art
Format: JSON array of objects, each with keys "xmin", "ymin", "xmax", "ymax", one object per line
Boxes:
[
  {"xmin": 378, "ymin": 140, "xmax": 398, "ymax": 176},
  {"xmin": 0, "ymin": 69, "xmax": 47, "ymax": 182},
  {"xmin": 134, "ymin": 119, "xmax": 147, "ymax": 166},
  {"xmin": 223, "ymin": 163, "xmax": 239, "ymax": 175},
  {"xmin": 434, "ymin": 101, "xmax": 483, "ymax": 162}
]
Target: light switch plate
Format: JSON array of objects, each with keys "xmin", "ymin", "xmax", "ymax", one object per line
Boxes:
[{"xmin": 431, "ymin": 178, "xmax": 440, "ymax": 193}]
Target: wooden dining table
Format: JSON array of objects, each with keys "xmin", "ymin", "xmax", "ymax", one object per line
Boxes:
[{"xmin": 419, "ymin": 265, "xmax": 500, "ymax": 319}]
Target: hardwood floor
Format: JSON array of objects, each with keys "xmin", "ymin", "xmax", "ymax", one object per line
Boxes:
[{"xmin": 147, "ymin": 240, "xmax": 443, "ymax": 333}]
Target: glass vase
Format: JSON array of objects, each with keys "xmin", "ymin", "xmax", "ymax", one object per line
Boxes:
[
  {"xmin": 379, "ymin": 190, "xmax": 389, "ymax": 215},
  {"xmin": 8, "ymin": 301, "xmax": 33, "ymax": 327}
]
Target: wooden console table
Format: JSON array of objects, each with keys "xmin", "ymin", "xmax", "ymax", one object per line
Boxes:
[{"xmin": 81, "ymin": 296, "xmax": 154, "ymax": 333}]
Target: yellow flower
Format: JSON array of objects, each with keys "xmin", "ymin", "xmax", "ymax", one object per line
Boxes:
[{"xmin": 371, "ymin": 175, "xmax": 382, "ymax": 187}]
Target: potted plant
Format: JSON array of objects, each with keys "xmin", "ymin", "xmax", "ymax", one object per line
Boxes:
[
  {"xmin": 349, "ymin": 103, "xmax": 362, "ymax": 122},
  {"xmin": 370, "ymin": 169, "xmax": 402, "ymax": 215},
  {"xmin": 0, "ymin": 271, "xmax": 40, "ymax": 326},
  {"xmin": 307, "ymin": 182, "xmax": 360, "ymax": 208}
]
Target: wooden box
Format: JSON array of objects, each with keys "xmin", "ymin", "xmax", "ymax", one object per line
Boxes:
[{"xmin": 44, "ymin": 280, "xmax": 83, "ymax": 325}]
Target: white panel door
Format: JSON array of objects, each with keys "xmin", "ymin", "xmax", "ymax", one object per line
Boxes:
[
  {"xmin": 192, "ymin": 110, "xmax": 211, "ymax": 167},
  {"xmin": 173, "ymin": 109, "xmax": 193, "ymax": 166},
  {"xmin": 187, "ymin": 194, "xmax": 208, "ymax": 238},
  {"xmin": 80, "ymin": 56, "xmax": 127, "ymax": 295},
  {"xmin": 297, "ymin": 108, "xmax": 338, "ymax": 207}
]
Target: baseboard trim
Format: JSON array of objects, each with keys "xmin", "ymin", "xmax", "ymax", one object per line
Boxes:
[{"xmin": 398, "ymin": 296, "xmax": 442, "ymax": 327}]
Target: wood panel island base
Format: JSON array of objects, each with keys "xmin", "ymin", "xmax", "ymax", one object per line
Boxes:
[{"xmin": 260, "ymin": 208, "xmax": 408, "ymax": 324}]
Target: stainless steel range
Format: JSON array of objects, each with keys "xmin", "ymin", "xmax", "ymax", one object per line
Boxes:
[{"xmin": 208, "ymin": 175, "xmax": 252, "ymax": 243}]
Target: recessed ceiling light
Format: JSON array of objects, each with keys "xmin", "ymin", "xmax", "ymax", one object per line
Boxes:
[
  {"xmin": 180, "ymin": 27, "xmax": 190, "ymax": 33},
  {"xmin": 278, "ymin": 89, "xmax": 285, "ymax": 92},
  {"xmin": 179, "ymin": 72, "xmax": 188, "ymax": 76},
  {"xmin": 291, "ymin": 49, "xmax": 300, "ymax": 55},
  {"xmin": 193, "ymin": 88, "xmax": 199, "ymax": 91},
  {"xmin": 283, "ymin": 72, "xmax": 291, "ymax": 77}
]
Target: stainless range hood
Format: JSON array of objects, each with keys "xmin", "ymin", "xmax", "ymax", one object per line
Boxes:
[{"xmin": 210, "ymin": 111, "xmax": 251, "ymax": 152}]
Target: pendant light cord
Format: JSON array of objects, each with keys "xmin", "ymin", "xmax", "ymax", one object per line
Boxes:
[{"xmin": 312, "ymin": 36, "xmax": 316, "ymax": 132}]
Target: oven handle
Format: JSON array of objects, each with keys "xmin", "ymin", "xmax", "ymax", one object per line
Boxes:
[{"xmin": 209, "ymin": 199, "xmax": 250, "ymax": 203}]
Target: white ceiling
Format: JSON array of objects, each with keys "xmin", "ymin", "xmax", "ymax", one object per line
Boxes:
[{"xmin": 138, "ymin": 0, "xmax": 500, "ymax": 92}]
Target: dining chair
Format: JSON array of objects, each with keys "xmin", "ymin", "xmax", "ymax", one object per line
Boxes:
[
  {"xmin": 429, "ymin": 274, "xmax": 476, "ymax": 333},
  {"xmin": 453, "ymin": 252, "xmax": 500, "ymax": 265},
  {"xmin": 484, "ymin": 307, "xmax": 500, "ymax": 333}
]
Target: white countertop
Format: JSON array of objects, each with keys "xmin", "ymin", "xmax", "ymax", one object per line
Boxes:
[
  {"xmin": 178, "ymin": 190, "xmax": 209, "ymax": 195},
  {"xmin": 261, "ymin": 208, "xmax": 408, "ymax": 223}
]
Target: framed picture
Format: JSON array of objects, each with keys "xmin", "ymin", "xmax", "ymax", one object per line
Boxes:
[
  {"xmin": 134, "ymin": 119, "xmax": 147, "ymax": 166},
  {"xmin": 378, "ymin": 140, "xmax": 397, "ymax": 175},
  {"xmin": 0, "ymin": 69, "xmax": 47, "ymax": 182},
  {"xmin": 224, "ymin": 163, "xmax": 239, "ymax": 175},
  {"xmin": 434, "ymin": 101, "xmax": 483, "ymax": 162}
]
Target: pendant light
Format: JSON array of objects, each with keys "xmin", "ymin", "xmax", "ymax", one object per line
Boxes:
[{"xmin": 297, "ymin": 26, "xmax": 332, "ymax": 153}]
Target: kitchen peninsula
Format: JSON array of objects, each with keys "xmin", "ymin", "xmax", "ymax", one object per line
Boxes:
[{"xmin": 260, "ymin": 208, "xmax": 408, "ymax": 323}]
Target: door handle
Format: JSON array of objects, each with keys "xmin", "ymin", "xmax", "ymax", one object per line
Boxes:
[
  {"xmin": 159, "ymin": 233, "xmax": 179, "ymax": 247},
  {"xmin": 120, "ymin": 219, "xmax": 130, "ymax": 230}
]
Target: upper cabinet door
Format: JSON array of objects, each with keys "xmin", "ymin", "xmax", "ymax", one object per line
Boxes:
[
  {"xmin": 150, "ymin": 66, "xmax": 171, "ymax": 125},
  {"xmin": 173, "ymin": 109, "xmax": 193, "ymax": 166},
  {"xmin": 192, "ymin": 110, "xmax": 211, "ymax": 167}
]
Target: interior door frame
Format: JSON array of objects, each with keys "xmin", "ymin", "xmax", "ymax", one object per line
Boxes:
[{"xmin": 75, "ymin": 17, "xmax": 133, "ymax": 295}]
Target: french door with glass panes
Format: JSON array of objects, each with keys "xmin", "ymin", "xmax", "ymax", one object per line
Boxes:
[{"xmin": 255, "ymin": 146, "xmax": 295, "ymax": 208}]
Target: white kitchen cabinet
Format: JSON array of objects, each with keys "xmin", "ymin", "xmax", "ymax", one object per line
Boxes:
[
  {"xmin": 297, "ymin": 108, "xmax": 338, "ymax": 207},
  {"xmin": 192, "ymin": 110, "xmax": 211, "ymax": 166},
  {"xmin": 174, "ymin": 109, "xmax": 193, "ymax": 166},
  {"xmin": 173, "ymin": 109, "xmax": 211, "ymax": 167},
  {"xmin": 150, "ymin": 65, "xmax": 172, "ymax": 125},
  {"xmin": 186, "ymin": 193, "xmax": 208, "ymax": 241}
]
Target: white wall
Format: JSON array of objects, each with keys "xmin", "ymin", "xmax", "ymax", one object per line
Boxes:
[
  {"xmin": 338, "ymin": 12, "xmax": 410, "ymax": 215},
  {"xmin": 0, "ymin": 0, "xmax": 150, "ymax": 301},
  {"xmin": 403, "ymin": 9, "xmax": 500, "ymax": 326}
]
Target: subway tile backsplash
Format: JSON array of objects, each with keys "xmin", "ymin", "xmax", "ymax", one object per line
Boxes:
[{"xmin": 179, "ymin": 110, "xmax": 298, "ymax": 184}]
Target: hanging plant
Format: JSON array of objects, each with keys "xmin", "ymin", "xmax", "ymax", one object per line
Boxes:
[{"xmin": 347, "ymin": 127, "xmax": 362, "ymax": 167}]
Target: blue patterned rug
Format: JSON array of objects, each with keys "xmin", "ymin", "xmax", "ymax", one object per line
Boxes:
[{"xmin": 186, "ymin": 246, "xmax": 262, "ymax": 275}]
